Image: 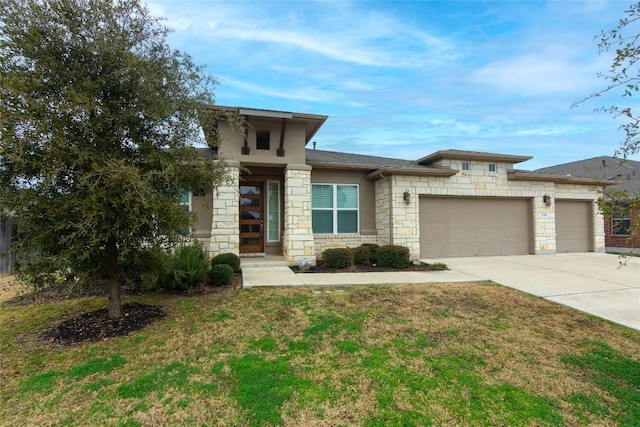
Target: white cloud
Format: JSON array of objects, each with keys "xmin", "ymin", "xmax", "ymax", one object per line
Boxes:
[
  {"xmin": 219, "ymin": 75, "xmax": 336, "ymax": 103},
  {"xmin": 470, "ymin": 51, "xmax": 609, "ymax": 96},
  {"xmin": 149, "ymin": 0, "xmax": 455, "ymax": 69}
]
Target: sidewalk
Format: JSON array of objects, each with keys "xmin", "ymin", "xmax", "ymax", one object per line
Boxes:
[{"xmin": 241, "ymin": 266, "xmax": 480, "ymax": 287}]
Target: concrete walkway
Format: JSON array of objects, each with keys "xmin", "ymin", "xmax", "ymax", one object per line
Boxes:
[
  {"xmin": 242, "ymin": 266, "xmax": 480, "ymax": 287},
  {"xmin": 242, "ymin": 253, "xmax": 639, "ymax": 330}
]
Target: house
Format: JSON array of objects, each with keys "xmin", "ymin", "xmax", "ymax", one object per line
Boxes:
[
  {"xmin": 536, "ymin": 156, "xmax": 640, "ymax": 252},
  {"xmin": 190, "ymin": 105, "xmax": 611, "ymax": 264}
]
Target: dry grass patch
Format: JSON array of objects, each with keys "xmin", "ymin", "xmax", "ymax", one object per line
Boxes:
[{"xmin": 1, "ymin": 282, "xmax": 638, "ymax": 426}]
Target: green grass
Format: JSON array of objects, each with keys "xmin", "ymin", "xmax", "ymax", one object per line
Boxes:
[
  {"xmin": 1, "ymin": 283, "xmax": 639, "ymax": 426},
  {"xmin": 562, "ymin": 341, "xmax": 640, "ymax": 425}
]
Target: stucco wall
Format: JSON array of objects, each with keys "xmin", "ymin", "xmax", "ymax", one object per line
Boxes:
[{"xmin": 217, "ymin": 119, "xmax": 307, "ymax": 165}]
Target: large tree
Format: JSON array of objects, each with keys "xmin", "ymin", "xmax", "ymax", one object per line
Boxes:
[
  {"xmin": 576, "ymin": 2, "xmax": 640, "ymax": 157},
  {"xmin": 0, "ymin": 0, "xmax": 228, "ymax": 317}
]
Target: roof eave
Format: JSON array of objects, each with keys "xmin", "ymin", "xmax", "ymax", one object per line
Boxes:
[
  {"xmin": 507, "ymin": 170, "xmax": 619, "ymax": 186},
  {"xmin": 417, "ymin": 150, "xmax": 533, "ymax": 165},
  {"xmin": 307, "ymin": 161, "xmax": 377, "ymax": 171},
  {"xmin": 366, "ymin": 167, "xmax": 458, "ymax": 180},
  {"xmin": 207, "ymin": 105, "xmax": 328, "ymax": 144}
]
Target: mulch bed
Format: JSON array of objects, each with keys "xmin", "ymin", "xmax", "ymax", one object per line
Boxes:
[
  {"xmin": 38, "ymin": 302, "xmax": 166, "ymax": 346},
  {"xmin": 291, "ymin": 262, "xmax": 445, "ymax": 273},
  {"xmin": 6, "ymin": 275, "xmax": 241, "ymax": 347}
]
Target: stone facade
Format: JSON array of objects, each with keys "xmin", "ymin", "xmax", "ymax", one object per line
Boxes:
[
  {"xmin": 361, "ymin": 160, "xmax": 605, "ymax": 259},
  {"xmin": 374, "ymin": 177, "xmax": 392, "ymax": 247},
  {"xmin": 203, "ymin": 156, "xmax": 604, "ymax": 262},
  {"xmin": 282, "ymin": 165, "xmax": 316, "ymax": 263},
  {"xmin": 208, "ymin": 163, "xmax": 240, "ymax": 256},
  {"xmin": 313, "ymin": 234, "xmax": 378, "ymax": 259}
]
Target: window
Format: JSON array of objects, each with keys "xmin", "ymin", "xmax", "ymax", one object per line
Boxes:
[
  {"xmin": 256, "ymin": 130, "xmax": 270, "ymax": 150},
  {"xmin": 267, "ymin": 181, "xmax": 280, "ymax": 242},
  {"xmin": 612, "ymin": 206, "xmax": 630, "ymax": 235},
  {"xmin": 461, "ymin": 161, "xmax": 470, "ymax": 171},
  {"xmin": 178, "ymin": 189, "xmax": 192, "ymax": 211},
  {"xmin": 488, "ymin": 163, "xmax": 496, "ymax": 172},
  {"xmin": 312, "ymin": 184, "xmax": 359, "ymax": 234}
]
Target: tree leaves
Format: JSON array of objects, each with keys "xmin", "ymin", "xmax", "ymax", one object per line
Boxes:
[
  {"xmin": 0, "ymin": 0, "xmax": 229, "ymax": 313},
  {"xmin": 574, "ymin": 2, "xmax": 640, "ymax": 158}
]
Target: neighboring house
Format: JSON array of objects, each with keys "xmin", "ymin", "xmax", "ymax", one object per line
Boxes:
[
  {"xmin": 536, "ymin": 156, "xmax": 640, "ymax": 252},
  {"xmin": 188, "ymin": 105, "xmax": 612, "ymax": 263}
]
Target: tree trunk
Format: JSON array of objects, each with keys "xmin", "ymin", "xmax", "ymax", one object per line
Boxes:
[{"xmin": 106, "ymin": 238, "xmax": 123, "ymax": 318}]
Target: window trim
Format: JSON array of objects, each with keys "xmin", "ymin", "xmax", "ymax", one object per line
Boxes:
[{"xmin": 311, "ymin": 183, "xmax": 360, "ymax": 234}]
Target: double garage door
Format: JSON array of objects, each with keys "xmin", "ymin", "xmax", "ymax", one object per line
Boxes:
[
  {"xmin": 419, "ymin": 196, "xmax": 533, "ymax": 258},
  {"xmin": 419, "ymin": 196, "xmax": 593, "ymax": 258}
]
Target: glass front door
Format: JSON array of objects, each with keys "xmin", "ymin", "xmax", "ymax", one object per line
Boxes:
[{"xmin": 239, "ymin": 183, "xmax": 264, "ymax": 253}]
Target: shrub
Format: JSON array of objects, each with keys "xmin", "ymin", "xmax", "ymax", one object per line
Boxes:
[
  {"xmin": 208, "ymin": 264, "xmax": 234, "ymax": 286},
  {"xmin": 322, "ymin": 248, "xmax": 353, "ymax": 269},
  {"xmin": 377, "ymin": 245, "xmax": 410, "ymax": 269},
  {"xmin": 352, "ymin": 246, "xmax": 371, "ymax": 265},
  {"xmin": 120, "ymin": 246, "xmax": 172, "ymax": 291},
  {"xmin": 360, "ymin": 243, "xmax": 380, "ymax": 264},
  {"xmin": 173, "ymin": 244, "xmax": 208, "ymax": 287},
  {"xmin": 211, "ymin": 253, "xmax": 241, "ymax": 272},
  {"xmin": 154, "ymin": 244, "xmax": 208, "ymax": 291}
]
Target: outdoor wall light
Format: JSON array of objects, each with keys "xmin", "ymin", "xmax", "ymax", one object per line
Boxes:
[
  {"xmin": 543, "ymin": 194, "xmax": 552, "ymax": 207},
  {"xmin": 403, "ymin": 189, "xmax": 411, "ymax": 204}
]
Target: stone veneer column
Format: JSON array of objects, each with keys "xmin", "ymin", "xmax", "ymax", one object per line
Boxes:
[
  {"xmin": 374, "ymin": 178, "xmax": 392, "ymax": 247},
  {"xmin": 389, "ymin": 176, "xmax": 420, "ymax": 260},
  {"xmin": 209, "ymin": 162, "xmax": 240, "ymax": 257},
  {"xmin": 283, "ymin": 164, "xmax": 316, "ymax": 264},
  {"xmin": 532, "ymin": 193, "xmax": 556, "ymax": 254}
]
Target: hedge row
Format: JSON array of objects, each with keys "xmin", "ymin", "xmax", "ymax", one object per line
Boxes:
[{"xmin": 321, "ymin": 244, "xmax": 410, "ymax": 269}]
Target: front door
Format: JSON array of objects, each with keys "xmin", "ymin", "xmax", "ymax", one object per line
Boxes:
[{"xmin": 239, "ymin": 183, "xmax": 264, "ymax": 253}]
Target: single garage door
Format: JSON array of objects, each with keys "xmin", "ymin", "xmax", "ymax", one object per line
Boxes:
[
  {"xmin": 419, "ymin": 196, "xmax": 532, "ymax": 258},
  {"xmin": 556, "ymin": 200, "xmax": 593, "ymax": 252}
]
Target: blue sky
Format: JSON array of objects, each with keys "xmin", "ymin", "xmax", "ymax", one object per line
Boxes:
[{"xmin": 148, "ymin": 0, "xmax": 638, "ymax": 170}]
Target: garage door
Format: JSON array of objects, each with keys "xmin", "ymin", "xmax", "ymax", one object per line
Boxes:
[
  {"xmin": 556, "ymin": 200, "xmax": 593, "ymax": 252},
  {"xmin": 419, "ymin": 196, "xmax": 532, "ymax": 258}
]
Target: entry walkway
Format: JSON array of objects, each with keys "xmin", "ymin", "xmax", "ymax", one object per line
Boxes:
[
  {"xmin": 241, "ymin": 266, "xmax": 479, "ymax": 287},
  {"xmin": 242, "ymin": 253, "xmax": 640, "ymax": 330}
]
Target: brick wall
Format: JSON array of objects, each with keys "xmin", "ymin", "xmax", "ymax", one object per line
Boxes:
[{"xmin": 604, "ymin": 205, "xmax": 640, "ymax": 250}]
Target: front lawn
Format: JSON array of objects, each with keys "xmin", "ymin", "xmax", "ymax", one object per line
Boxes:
[{"xmin": 1, "ymin": 283, "xmax": 638, "ymax": 426}]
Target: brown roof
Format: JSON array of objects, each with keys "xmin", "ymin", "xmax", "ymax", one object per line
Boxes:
[
  {"xmin": 306, "ymin": 149, "xmax": 458, "ymax": 178},
  {"xmin": 535, "ymin": 156, "xmax": 640, "ymax": 195}
]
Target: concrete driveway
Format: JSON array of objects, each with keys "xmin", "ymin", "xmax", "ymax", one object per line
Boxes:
[{"xmin": 427, "ymin": 253, "xmax": 640, "ymax": 330}]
